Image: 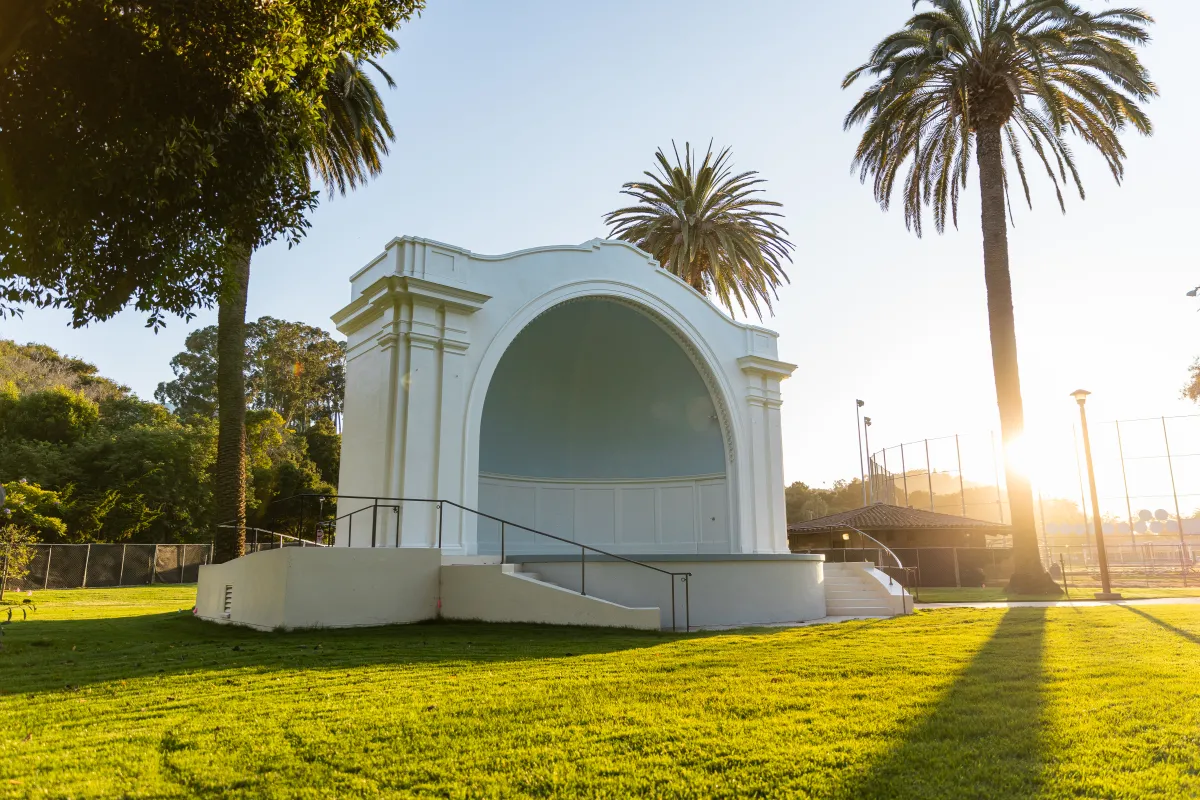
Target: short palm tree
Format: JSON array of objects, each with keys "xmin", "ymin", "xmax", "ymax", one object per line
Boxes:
[
  {"xmin": 213, "ymin": 48, "xmax": 397, "ymax": 562},
  {"xmin": 604, "ymin": 143, "xmax": 793, "ymax": 318},
  {"xmin": 844, "ymin": 0, "xmax": 1155, "ymax": 593}
]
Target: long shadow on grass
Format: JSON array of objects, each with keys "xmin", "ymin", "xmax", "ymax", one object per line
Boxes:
[
  {"xmin": 1122, "ymin": 605, "xmax": 1200, "ymax": 644},
  {"xmin": 846, "ymin": 607, "xmax": 1047, "ymax": 800},
  {"xmin": 0, "ymin": 610, "xmax": 716, "ymax": 695}
]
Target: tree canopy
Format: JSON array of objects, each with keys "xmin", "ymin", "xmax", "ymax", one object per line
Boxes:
[
  {"xmin": 0, "ymin": 0, "xmax": 422, "ymax": 327},
  {"xmin": 605, "ymin": 143, "xmax": 794, "ymax": 318},
  {"xmin": 0, "ymin": 329, "xmax": 340, "ymax": 544},
  {"xmin": 843, "ymin": 0, "xmax": 1156, "ymax": 236},
  {"xmin": 156, "ymin": 317, "xmax": 345, "ymax": 431}
]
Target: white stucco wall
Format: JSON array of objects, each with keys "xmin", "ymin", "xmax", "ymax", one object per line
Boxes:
[
  {"xmin": 196, "ymin": 548, "xmax": 441, "ymax": 630},
  {"xmin": 521, "ymin": 555, "xmax": 827, "ymax": 629},
  {"xmin": 332, "ymin": 237, "xmax": 796, "ymax": 556},
  {"xmin": 440, "ymin": 564, "xmax": 660, "ymax": 629}
]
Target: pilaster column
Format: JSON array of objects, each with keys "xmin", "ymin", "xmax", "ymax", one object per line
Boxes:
[{"xmin": 738, "ymin": 355, "xmax": 796, "ymax": 554}]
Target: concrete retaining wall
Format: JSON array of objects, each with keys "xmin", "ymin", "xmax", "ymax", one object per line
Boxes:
[
  {"xmin": 522, "ymin": 555, "xmax": 826, "ymax": 628},
  {"xmin": 196, "ymin": 548, "xmax": 440, "ymax": 630},
  {"xmin": 440, "ymin": 564, "xmax": 660, "ymax": 629}
]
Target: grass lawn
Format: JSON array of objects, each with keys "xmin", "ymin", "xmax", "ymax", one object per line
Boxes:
[
  {"xmin": 915, "ymin": 585, "xmax": 1200, "ymax": 603},
  {"xmin": 3, "ymin": 587, "xmax": 1200, "ymax": 798}
]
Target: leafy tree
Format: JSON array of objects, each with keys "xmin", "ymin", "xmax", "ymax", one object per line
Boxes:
[
  {"xmin": 304, "ymin": 419, "xmax": 342, "ymax": 487},
  {"xmin": 1, "ymin": 0, "xmax": 419, "ymax": 326},
  {"xmin": 1, "ymin": 386, "xmax": 99, "ymax": 444},
  {"xmin": 214, "ymin": 50, "xmax": 400, "ymax": 562},
  {"xmin": 786, "ymin": 479, "xmax": 866, "ymax": 525},
  {"xmin": 1, "ymin": 479, "xmax": 66, "ymax": 595},
  {"xmin": 154, "ymin": 328, "xmax": 220, "ymax": 420},
  {"xmin": 843, "ymin": 0, "xmax": 1155, "ymax": 594},
  {"xmin": 0, "ymin": 340, "xmax": 127, "ymax": 402},
  {"xmin": 604, "ymin": 142, "xmax": 794, "ymax": 317},
  {"xmin": 244, "ymin": 410, "xmax": 334, "ymax": 540},
  {"xmin": 156, "ymin": 317, "xmax": 346, "ymax": 430},
  {"xmin": 1, "ymin": 480, "xmax": 66, "ymax": 540}
]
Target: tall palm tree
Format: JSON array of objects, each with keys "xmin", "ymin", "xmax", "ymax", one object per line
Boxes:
[
  {"xmin": 604, "ymin": 143, "xmax": 794, "ymax": 318},
  {"xmin": 213, "ymin": 48, "xmax": 396, "ymax": 563},
  {"xmin": 844, "ymin": 0, "xmax": 1155, "ymax": 593}
]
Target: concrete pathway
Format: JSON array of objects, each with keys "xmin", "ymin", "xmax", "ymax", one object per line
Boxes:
[
  {"xmin": 916, "ymin": 596, "xmax": 1200, "ymax": 610},
  {"xmin": 693, "ymin": 597, "xmax": 1200, "ymax": 632}
]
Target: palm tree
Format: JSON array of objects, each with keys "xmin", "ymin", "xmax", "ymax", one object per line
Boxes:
[
  {"xmin": 213, "ymin": 49, "xmax": 397, "ymax": 563},
  {"xmin": 844, "ymin": 0, "xmax": 1155, "ymax": 594},
  {"xmin": 604, "ymin": 143, "xmax": 794, "ymax": 318}
]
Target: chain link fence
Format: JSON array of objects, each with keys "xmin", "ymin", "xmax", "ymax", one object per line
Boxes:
[
  {"xmin": 2, "ymin": 543, "xmax": 214, "ymax": 592},
  {"xmin": 802, "ymin": 546, "xmax": 1016, "ymax": 588}
]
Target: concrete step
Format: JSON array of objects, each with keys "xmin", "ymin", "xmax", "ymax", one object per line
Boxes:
[{"xmin": 826, "ymin": 589, "xmax": 874, "ymax": 598}]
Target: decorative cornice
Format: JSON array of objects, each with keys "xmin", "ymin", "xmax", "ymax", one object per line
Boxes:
[
  {"xmin": 332, "ymin": 275, "xmax": 492, "ymax": 336},
  {"xmin": 737, "ymin": 355, "xmax": 797, "ymax": 380}
]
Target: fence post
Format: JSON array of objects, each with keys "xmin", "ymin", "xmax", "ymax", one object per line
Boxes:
[
  {"xmin": 953, "ymin": 547, "xmax": 961, "ymax": 588},
  {"xmin": 1116, "ymin": 420, "xmax": 1137, "ymax": 551},
  {"xmin": 118, "ymin": 544, "xmax": 127, "ymax": 586},
  {"xmin": 81, "ymin": 543, "xmax": 91, "ymax": 588},
  {"xmin": 955, "ymin": 434, "xmax": 966, "ymax": 516},
  {"xmin": 1163, "ymin": 416, "xmax": 1188, "ymax": 587},
  {"xmin": 925, "ymin": 439, "xmax": 935, "ymax": 512},
  {"xmin": 44, "ymin": 546, "xmax": 52, "ymax": 589},
  {"xmin": 1, "ymin": 539, "xmax": 9, "ymax": 601},
  {"xmin": 150, "ymin": 545, "xmax": 156, "ymax": 584},
  {"xmin": 178, "ymin": 544, "xmax": 184, "ymax": 584},
  {"xmin": 371, "ymin": 500, "xmax": 378, "ymax": 548},
  {"xmin": 900, "ymin": 444, "xmax": 909, "ymax": 506}
]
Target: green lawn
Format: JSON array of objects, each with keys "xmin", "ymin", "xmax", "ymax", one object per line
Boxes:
[
  {"xmin": 2, "ymin": 587, "xmax": 1200, "ymax": 798},
  {"xmin": 916, "ymin": 585, "xmax": 1200, "ymax": 603}
]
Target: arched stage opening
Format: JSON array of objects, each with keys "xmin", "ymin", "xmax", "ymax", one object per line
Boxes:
[{"xmin": 476, "ymin": 298, "xmax": 733, "ymax": 555}]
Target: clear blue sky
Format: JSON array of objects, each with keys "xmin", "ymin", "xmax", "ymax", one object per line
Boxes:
[{"xmin": 6, "ymin": 0, "xmax": 1199, "ymax": 499}]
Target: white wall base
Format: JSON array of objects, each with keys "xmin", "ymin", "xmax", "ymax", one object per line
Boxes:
[
  {"xmin": 195, "ymin": 549, "xmax": 835, "ymax": 632},
  {"xmin": 440, "ymin": 564, "xmax": 659, "ymax": 629},
  {"xmin": 196, "ymin": 547, "xmax": 441, "ymax": 630},
  {"xmin": 516, "ymin": 555, "xmax": 826, "ymax": 628}
]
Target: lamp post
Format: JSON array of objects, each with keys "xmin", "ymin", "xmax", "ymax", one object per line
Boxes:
[
  {"xmin": 863, "ymin": 416, "xmax": 873, "ymax": 504},
  {"xmin": 856, "ymin": 400, "xmax": 867, "ymax": 506},
  {"xmin": 1072, "ymin": 390, "xmax": 1122, "ymax": 600}
]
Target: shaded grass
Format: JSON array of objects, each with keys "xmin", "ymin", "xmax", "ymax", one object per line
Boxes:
[
  {"xmin": 1, "ymin": 587, "xmax": 1199, "ymax": 798},
  {"xmin": 916, "ymin": 585, "xmax": 1200, "ymax": 603}
]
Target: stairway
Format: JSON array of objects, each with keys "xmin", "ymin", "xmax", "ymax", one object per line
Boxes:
[
  {"xmin": 438, "ymin": 562, "xmax": 661, "ymax": 629},
  {"xmin": 823, "ymin": 562, "xmax": 912, "ymax": 617}
]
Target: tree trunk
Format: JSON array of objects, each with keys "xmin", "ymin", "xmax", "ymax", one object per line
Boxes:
[
  {"xmin": 975, "ymin": 125, "xmax": 1061, "ymax": 595},
  {"xmin": 213, "ymin": 241, "xmax": 253, "ymax": 563}
]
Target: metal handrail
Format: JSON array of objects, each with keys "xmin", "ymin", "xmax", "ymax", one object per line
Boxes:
[
  {"xmin": 283, "ymin": 492, "xmax": 692, "ymax": 632},
  {"xmin": 833, "ymin": 525, "xmax": 920, "ymax": 601},
  {"xmin": 218, "ymin": 525, "xmax": 328, "ymax": 548}
]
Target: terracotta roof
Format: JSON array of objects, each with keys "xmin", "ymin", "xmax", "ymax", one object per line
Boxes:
[{"xmin": 787, "ymin": 503, "xmax": 1009, "ymax": 533}]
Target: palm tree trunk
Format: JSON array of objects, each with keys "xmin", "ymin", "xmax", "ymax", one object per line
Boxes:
[
  {"xmin": 213, "ymin": 241, "xmax": 252, "ymax": 563},
  {"xmin": 975, "ymin": 125, "xmax": 1060, "ymax": 595}
]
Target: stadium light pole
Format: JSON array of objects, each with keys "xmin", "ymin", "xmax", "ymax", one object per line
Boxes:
[
  {"xmin": 863, "ymin": 417, "xmax": 873, "ymax": 504},
  {"xmin": 1072, "ymin": 390, "xmax": 1121, "ymax": 600},
  {"xmin": 856, "ymin": 400, "xmax": 867, "ymax": 506}
]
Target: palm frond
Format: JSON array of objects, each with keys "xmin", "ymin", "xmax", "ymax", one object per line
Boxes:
[
  {"xmin": 308, "ymin": 35, "xmax": 399, "ymax": 198},
  {"xmin": 603, "ymin": 142, "xmax": 794, "ymax": 318},
  {"xmin": 843, "ymin": 0, "xmax": 1155, "ymax": 235}
]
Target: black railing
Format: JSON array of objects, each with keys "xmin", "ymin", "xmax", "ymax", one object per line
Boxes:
[
  {"xmin": 295, "ymin": 493, "xmax": 692, "ymax": 632},
  {"xmin": 796, "ymin": 525, "xmax": 920, "ymax": 602}
]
